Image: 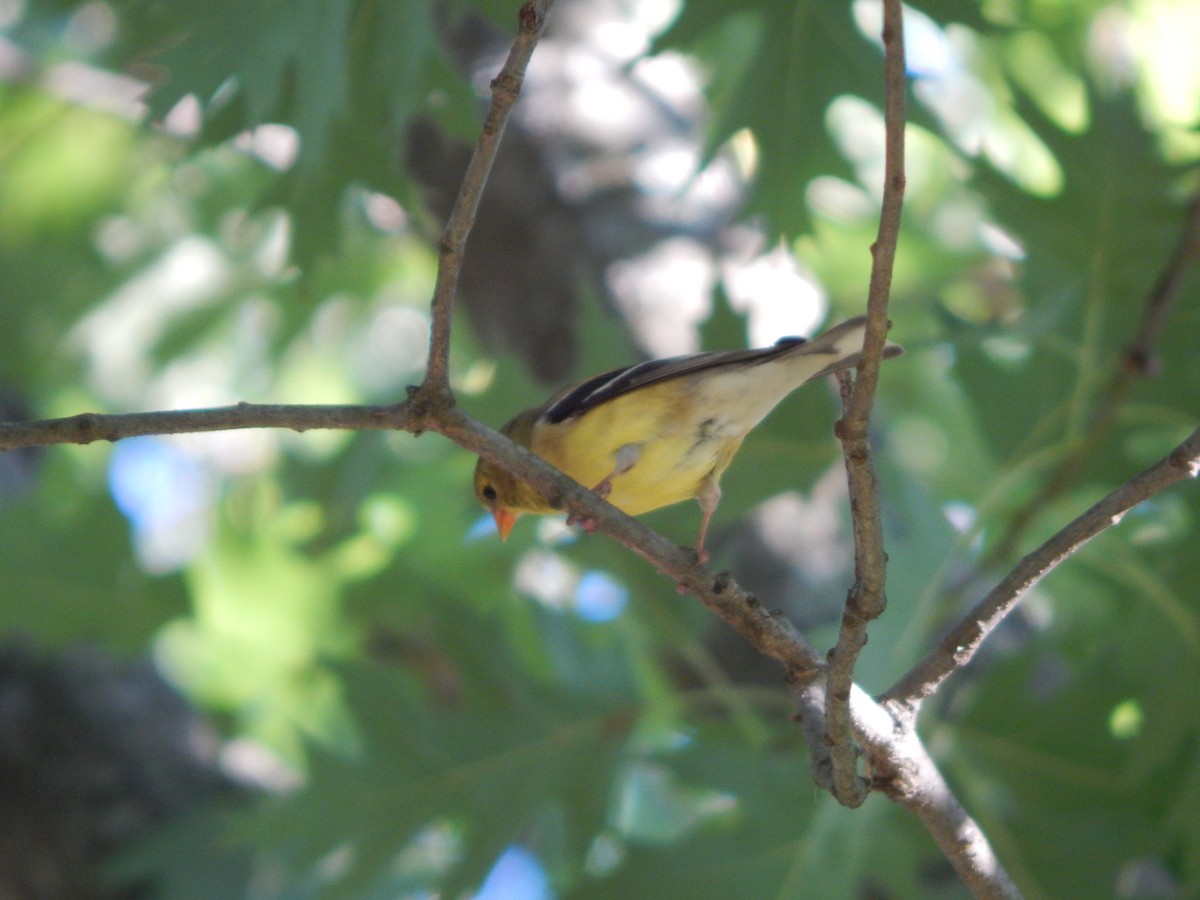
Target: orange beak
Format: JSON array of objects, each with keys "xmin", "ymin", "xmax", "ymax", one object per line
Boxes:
[{"xmin": 492, "ymin": 508, "xmax": 519, "ymax": 541}]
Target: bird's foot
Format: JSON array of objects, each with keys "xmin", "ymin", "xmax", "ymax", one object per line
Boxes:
[
  {"xmin": 565, "ymin": 510, "xmax": 598, "ymax": 533},
  {"xmin": 669, "ymin": 544, "xmax": 710, "ymax": 593}
]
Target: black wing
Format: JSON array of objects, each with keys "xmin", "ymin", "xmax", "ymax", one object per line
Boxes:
[{"xmin": 542, "ymin": 336, "xmax": 810, "ymax": 425}]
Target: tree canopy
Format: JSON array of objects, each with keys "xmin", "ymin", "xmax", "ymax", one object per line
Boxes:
[{"xmin": 0, "ymin": 0, "xmax": 1198, "ymax": 897}]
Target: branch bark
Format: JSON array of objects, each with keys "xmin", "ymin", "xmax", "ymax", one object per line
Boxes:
[
  {"xmin": 824, "ymin": 0, "xmax": 907, "ymax": 809},
  {"xmin": 884, "ymin": 425, "xmax": 1200, "ymax": 709},
  {"xmin": 798, "ymin": 682, "xmax": 1021, "ymax": 900},
  {"xmin": 0, "ymin": 403, "xmax": 414, "ymax": 449},
  {"xmin": 423, "ymin": 0, "xmax": 555, "ymax": 393}
]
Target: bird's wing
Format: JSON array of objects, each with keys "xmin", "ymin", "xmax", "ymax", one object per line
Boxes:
[{"xmin": 542, "ymin": 316, "xmax": 888, "ymax": 425}]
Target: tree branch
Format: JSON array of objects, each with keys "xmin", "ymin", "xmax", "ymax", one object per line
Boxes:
[
  {"xmin": 884, "ymin": 425, "xmax": 1200, "ymax": 709},
  {"xmin": 423, "ymin": 0, "xmax": 556, "ymax": 393},
  {"xmin": 825, "ymin": 0, "xmax": 907, "ymax": 809},
  {"xmin": 798, "ymin": 682, "xmax": 1021, "ymax": 900},
  {"xmin": 0, "ymin": 402, "xmax": 415, "ymax": 449},
  {"xmin": 1123, "ymin": 187, "xmax": 1200, "ymax": 377}
]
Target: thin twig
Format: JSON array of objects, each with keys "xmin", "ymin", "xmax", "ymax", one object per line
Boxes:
[
  {"xmin": 1123, "ymin": 188, "xmax": 1200, "ymax": 376},
  {"xmin": 423, "ymin": 0, "xmax": 556, "ymax": 392},
  {"xmin": 824, "ymin": 0, "xmax": 907, "ymax": 809},
  {"xmin": 884, "ymin": 425, "xmax": 1200, "ymax": 709},
  {"xmin": 0, "ymin": 402, "xmax": 415, "ymax": 449}
]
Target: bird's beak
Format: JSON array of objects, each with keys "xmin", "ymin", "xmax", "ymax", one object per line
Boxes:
[{"xmin": 492, "ymin": 508, "xmax": 519, "ymax": 541}]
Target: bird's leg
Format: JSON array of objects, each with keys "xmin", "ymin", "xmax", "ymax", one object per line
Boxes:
[
  {"xmin": 592, "ymin": 443, "xmax": 641, "ymax": 500},
  {"xmin": 674, "ymin": 479, "xmax": 722, "ymax": 593},
  {"xmin": 692, "ymin": 479, "xmax": 722, "ymax": 565},
  {"xmin": 568, "ymin": 443, "xmax": 641, "ymax": 532}
]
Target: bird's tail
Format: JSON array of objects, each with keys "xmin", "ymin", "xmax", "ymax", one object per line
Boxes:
[{"xmin": 763, "ymin": 315, "xmax": 903, "ymax": 380}]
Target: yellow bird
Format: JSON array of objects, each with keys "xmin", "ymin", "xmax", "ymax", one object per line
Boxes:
[{"xmin": 474, "ymin": 316, "xmax": 901, "ymax": 559}]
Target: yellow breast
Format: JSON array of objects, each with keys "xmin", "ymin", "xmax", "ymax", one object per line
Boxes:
[{"xmin": 529, "ymin": 378, "xmax": 747, "ymax": 516}]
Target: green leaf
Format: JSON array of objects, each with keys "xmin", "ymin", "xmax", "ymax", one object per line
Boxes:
[
  {"xmin": 248, "ymin": 659, "xmax": 631, "ymax": 895},
  {"xmin": 658, "ymin": 0, "xmax": 880, "ymax": 235},
  {"xmin": 115, "ymin": 0, "xmax": 458, "ymax": 256}
]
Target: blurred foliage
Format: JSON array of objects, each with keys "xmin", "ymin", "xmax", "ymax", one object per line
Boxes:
[{"xmin": 1, "ymin": 0, "xmax": 1199, "ymax": 898}]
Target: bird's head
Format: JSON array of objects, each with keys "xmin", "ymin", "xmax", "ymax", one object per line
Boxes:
[
  {"xmin": 473, "ymin": 409, "xmax": 553, "ymax": 540},
  {"xmin": 474, "ymin": 459, "xmax": 526, "ymax": 540}
]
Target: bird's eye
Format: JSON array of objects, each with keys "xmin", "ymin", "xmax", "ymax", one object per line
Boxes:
[{"xmin": 481, "ymin": 485, "xmax": 497, "ymax": 501}]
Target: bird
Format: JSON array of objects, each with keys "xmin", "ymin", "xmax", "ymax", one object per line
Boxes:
[{"xmin": 474, "ymin": 315, "xmax": 902, "ymax": 561}]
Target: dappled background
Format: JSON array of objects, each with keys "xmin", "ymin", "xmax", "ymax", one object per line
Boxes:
[{"xmin": 1, "ymin": 0, "xmax": 1198, "ymax": 896}]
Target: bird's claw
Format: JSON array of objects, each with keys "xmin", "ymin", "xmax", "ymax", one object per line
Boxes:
[{"xmin": 566, "ymin": 510, "xmax": 598, "ymax": 533}]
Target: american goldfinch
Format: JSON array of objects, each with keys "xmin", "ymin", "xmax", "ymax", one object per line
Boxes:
[{"xmin": 474, "ymin": 316, "xmax": 901, "ymax": 559}]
